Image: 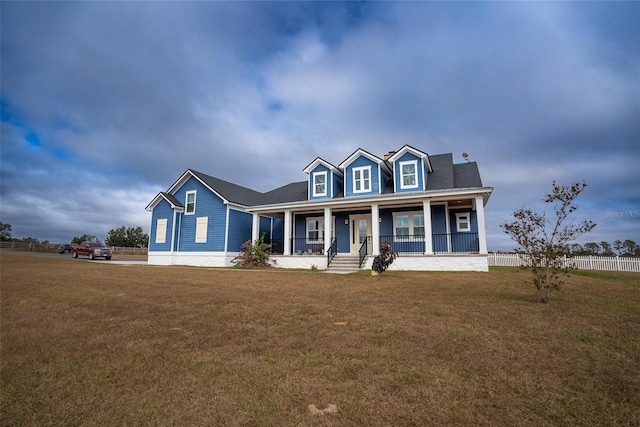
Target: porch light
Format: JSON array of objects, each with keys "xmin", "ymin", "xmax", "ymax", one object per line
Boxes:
[
  {"xmin": 344, "ymin": 219, "xmax": 349, "ymax": 224},
  {"xmin": 378, "ymin": 217, "xmax": 382, "ymax": 223}
]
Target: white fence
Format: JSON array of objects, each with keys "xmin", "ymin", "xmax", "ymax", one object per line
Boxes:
[{"xmin": 488, "ymin": 253, "xmax": 640, "ymax": 273}]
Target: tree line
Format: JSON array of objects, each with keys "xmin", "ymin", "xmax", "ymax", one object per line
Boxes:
[
  {"xmin": 0, "ymin": 222, "xmax": 148, "ymax": 248},
  {"xmin": 564, "ymin": 240, "xmax": 639, "ymax": 257}
]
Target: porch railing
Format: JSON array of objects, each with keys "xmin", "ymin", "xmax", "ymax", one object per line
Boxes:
[
  {"xmin": 270, "ymin": 233, "xmax": 479, "ymax": 256},
  {"xmin": 379, "ymin": 233, "xmax": 479, "ymax": 254},
  {"xmin": 358, "ymin": 237, "xmax": 370, "ymax": 268},
  {"xmin": 327, "ymin": 238, "xmax": 337, "ymax": 267},
  {"xmin": 291, "ymin": 238, "xmax": 325, "ymax": 255}
]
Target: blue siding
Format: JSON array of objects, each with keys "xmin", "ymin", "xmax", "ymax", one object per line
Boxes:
[
  {"xmin": 175, "ymin": 176, "xmax": 226, "ymax": 251},
  {"xmin": 394, "ymin": 152, "xmax": 425, "ymax": 193},
  {"xmin": 448, "ymin": 208, "xmax": 478, "ymax": 253},
  {"xmin": 308, "ymin": 165, "xmax": 331, "ymax": 201},
  {"xmin": 334, "ymin": 176, "xmax": 343, "ymax": 197},
  {"xmin": 149, "ymin": 199, "xmax": 174, "ymax": 252},
  {"xmin": 431, "ymin": 205, "xmax": 448, "ymax": 253},
  {"xmin": 228, "ymin": 209, "xmax": 253, "ymax": 252},
  {"xmin": 344, "ymin": 156, "xmax": 380, "ymax": 197},
  {"xmin": 259, "ymin": 216, "xmax": 271, "ymax": 238}
]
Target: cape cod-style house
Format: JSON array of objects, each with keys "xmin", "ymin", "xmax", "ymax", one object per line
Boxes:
[{"xmin": 145, "ymin": 145, "xmax": 493, "ymax": 271}]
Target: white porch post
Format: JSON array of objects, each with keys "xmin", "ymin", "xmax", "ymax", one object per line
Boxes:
[
  {"xmin": 371, "ymin": 203, "xmax": 380, "ymax": 256},
  {"xmin": 475, "ymin": 196, "xmax": 488, "ymax": 254},
  {"xmin": 324, "ymin": 207, "xmax": 332, "ymax": 253},
  {"xmin": 251, "ymin": 213, "xmax": 260, "ymax": 242},
  {"xmin": 444, "ymin": 202, "xmax": 451, "ymax": 253},
  {"xmin": 423, "ymin": 200, "xmax": 433, "ymax": 254},
  {"xmin": 283, "ymin": 210, "xmax": 292, "ymax": 255}
]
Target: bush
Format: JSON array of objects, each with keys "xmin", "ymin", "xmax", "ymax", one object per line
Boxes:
[
  {"xmin": 371, "ymin": 241, "xmax": 398, "ymax": 274},
  {"xmin": 231, "ymin": 234, "xmax": 276, "ymax": 268}
]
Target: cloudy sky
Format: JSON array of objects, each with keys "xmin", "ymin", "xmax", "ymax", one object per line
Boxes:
[{"xmin": 1, "ymin": 1, "xmax": 638, "ymax": 251}]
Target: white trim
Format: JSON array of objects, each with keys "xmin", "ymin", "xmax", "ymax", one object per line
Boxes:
[
  {"xmin": 475, "ymin": 196, "xmax": 487, "ymax": 254},
  {"xmin": 399, "ymin": 160, "xmax": 419, "ymax": 189},
  {"xmin": 224, "ymin": 205, "xmax": 230, "ymax": 252},
  {"xmin": 392, "ymin": 211, "xmax": 425, "ymax": 241},
  {"xmin": 171, "ymin": 210, "xmax": 176, "ymax": 252},
  {"xmin": 455, "ymin": 212, "xmax": 471, "ymax": 232},
  {"xmin": 312, "ymin": 171, "xmax": 328, "ymax": 197},
  {"xmin": 195, "ymin": 217, "xmax": 208, "ymax": 243},
  {"xmin": 155, "ymin": 218, "xmax": 167, "ymax": 244},
  {"xmin": 283, "ymin": 210, "xmax": 292, "ymax": 255},
  {"xmin": 352, "ymin": 166, "xmax": 371, "ymax": 194},
  {"xmin": 423, "ymin": 200, "xmax": 433, "ymax": 254},
  {"xmin": 248, "ymin": 187, "xmax": 494, "ymax": 213},
  {"xmin": 371, "ymin": 204, "xmax": 380, "ymax": 256},
  {"xmin": 185, "ymin": 190, "xmax": 196, "ymax": 215}
]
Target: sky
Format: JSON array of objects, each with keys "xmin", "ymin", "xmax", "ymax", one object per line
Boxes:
[{"xmin": 1, "ymin": 1, "xmax": 638, "ymax": 251}]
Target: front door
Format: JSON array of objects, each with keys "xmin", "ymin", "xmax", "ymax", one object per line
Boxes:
[{"xmin": 350, "ymin": 215, "xmax": 372, "ymax": 255}]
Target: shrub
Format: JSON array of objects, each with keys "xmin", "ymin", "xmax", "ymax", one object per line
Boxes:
[
  {"xmin": 231, "ymin": 234, "xmax": 276, "ymax": 268},
  {"xmin": 371, "ymin": 241, "xmax": 398, "ymax": 274}
]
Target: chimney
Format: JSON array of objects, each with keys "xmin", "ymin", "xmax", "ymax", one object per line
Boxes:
[{"xmin": 383, "ymin": 151, "xmax": 396, "ymax": 160}]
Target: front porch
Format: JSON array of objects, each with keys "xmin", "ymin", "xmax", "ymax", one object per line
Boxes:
[{"xmin": 268, "ymin": 232, "xmax": 486, "ymax": 272}]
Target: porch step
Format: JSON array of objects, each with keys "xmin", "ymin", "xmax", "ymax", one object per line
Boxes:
[{"xmin": 325, "ymin": 255, "xmax": 364, "ymax": 274}]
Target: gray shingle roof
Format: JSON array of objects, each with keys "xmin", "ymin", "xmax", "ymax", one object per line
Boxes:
[{"xmin": 182, "ymin": 150, "xmax": 485, "ymax": 207}]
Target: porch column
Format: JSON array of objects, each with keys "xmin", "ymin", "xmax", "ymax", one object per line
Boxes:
[
  {"xmin": 422, "ymin": 200, "xmax": 433, "ymax": 254},
  {"xmin": 324, "ymin": 207, "xmax": 332, "ymax": 253},
  {"xmin": 283, "ymin": 210, "xmax": 292, "ymax": 255},
  {"xmin": 251, "ymin": 213, "xmax": 260, "ymax": 242},
  {"xmin": 371, "ymin": 203, "xmax": 380, "ymax": 256},
  {"xmin": 475, "ymin": 196, "xmax": 488, "ymax": 254}
]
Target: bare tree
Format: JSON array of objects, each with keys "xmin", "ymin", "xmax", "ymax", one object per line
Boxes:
[{"xmin": 501, "ymin": 181, "xmax": 596, "ymax": 303}]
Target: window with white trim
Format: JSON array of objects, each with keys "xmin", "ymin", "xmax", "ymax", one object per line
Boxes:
[
  {"xmin": 353, "ymin": 166, "xmax": 371, "ymax": 193},
  {"xmin": 456, "ymin": 213, "xmax": 471, "ymax": 232},
  {"xmin": 313, "ymin": 171, "xmax": 327, "ymax": 197},
  {"xmin": 185, "ymin": 191, "xmax": 196, "ymax": 215},
  {"xmin": 155, "ymin": 218, "xmax": 167, "ymax": 244},
  {"xmin": 393, "ymin": 212, "xmax": 425, "ymax": 239},
  {"xmin": 306, "ymin": 217, "xmax": 336, "ymax": 243},
  {"xmin": 399, "ymin": 160, "xmax": 418, "ymax": 189},
  {"xmin": 195, "ymin": 217, "xmax": 208, "ymax": 243}
]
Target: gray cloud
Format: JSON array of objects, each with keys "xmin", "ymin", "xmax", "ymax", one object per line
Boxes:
[{"xmin": 1, "ymin": 2, "xmax": 638, "ymax": 249}]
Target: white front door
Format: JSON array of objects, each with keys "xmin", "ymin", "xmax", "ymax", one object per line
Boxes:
[{"xmin": 350, "ymin": 215, "xmax": 372, "ymax": 255}]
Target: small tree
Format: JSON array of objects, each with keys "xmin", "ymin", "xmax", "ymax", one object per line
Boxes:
[
  {"xmin": 0, "ymin": 222, "xmax": 12, "ymax": 241},
  {"xmin": 371, "ymin": 241, "xmax": 399, "ymax": 274},
  {"xmin": 231, "ymin": 233, "xmax": 276, "ymax": 268},
  {"xmin": 501, "ymin": 181, "xmax": 596, "ymax": 303}
]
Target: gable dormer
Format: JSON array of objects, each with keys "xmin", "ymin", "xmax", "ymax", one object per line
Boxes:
[
  {"xmin": 303, "ymin": 157, "xmax": 343, "ymax": 200},
  {"xmin": 387, "ymin": 145, "xmax": 432, "ymax": 193},
  {"xmin": 338, "ymin": 149, "xmax": 392, "ymax": 197}
]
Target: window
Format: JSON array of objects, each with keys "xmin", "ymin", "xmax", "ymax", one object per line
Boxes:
[
  {"xmin": 395, "ymin": 215, "xmax": 410, "ymax": 237},
  {"xmin": 413, "ymin": 214, "xmax": 425, "ymax": 237},
  {"xmin": 306, "ymin": 217, "xmax": 336, "ymax": 243},
  {"xmin": 456, "ymin": 213, "xmax": 471, "ymax": 232},
  {"xmin": 399, "ymin": 160, "xmax": 418, "ymax": 189},
  {"xmin": 393, "ymin": 212, "xmax": 425, "ymax": 239},
  {"xmin": 313, "ymin": 172, "xmax": 327, "ymax": 197},
  {"xmin": 353, "ymin": 166, "xmax": 371, "ymax": 193},
  {"xmin": 307, "ymin": 219, "xmax": 320, "ymax": 241},
  {"xmin": 155, "ymin": 218, "xmax": 167, "ymax": 244},
  {"xmin": 185, "ymin": 191, "xmax": 196, "ymax": 215},
  {"xmin": 195, "ymin": 217, "xmax": 208, "ymax": 243}
]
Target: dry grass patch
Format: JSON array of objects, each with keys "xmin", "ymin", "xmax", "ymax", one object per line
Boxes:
[{"xmin": 1, "ymin": 254, "xmax": 639, "ymax": 426}]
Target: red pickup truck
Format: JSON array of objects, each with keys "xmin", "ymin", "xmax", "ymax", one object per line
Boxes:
[{"xmin": 72, "ymin": 241, "xmax": 112, "ymax": 260}]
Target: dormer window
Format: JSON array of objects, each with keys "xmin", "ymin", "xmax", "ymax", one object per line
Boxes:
[
  {"xmin": 313, "ymin": 171, "xmax": 327, "ymax": 197},
  {"xmin": 353, "ymin": 166, "xmax": 371, "ymax": 193},
  {"xmin": 399, "ymin": 160, "xmax": 418, "ymax": 189}
]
